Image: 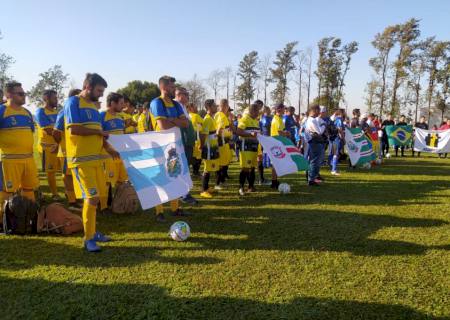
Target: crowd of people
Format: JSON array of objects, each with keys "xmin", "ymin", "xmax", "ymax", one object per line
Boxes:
[{"xmin": 0, "ymin": 72, "xmax": 448, "ymax": 253}]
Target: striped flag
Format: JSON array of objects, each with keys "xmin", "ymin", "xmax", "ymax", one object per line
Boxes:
[
  {"xmin": 345, "ymin": 127, "xmax": 376, "ymax": 166},
  {"xmin": 257, "ymin": 135, "xmax": 308, "ymax": 176},
  {"xmin": 108, "ymin": 128, "xmax": 192, "ymax": 210}
]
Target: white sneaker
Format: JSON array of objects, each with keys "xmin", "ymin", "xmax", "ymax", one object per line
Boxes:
[
  {"xmin": 331, "ymin": 171, "xmax": 341, "ymax": 176},
  {"xmin": 214, "ymin": 185, "xmax": 223, "ymax": 190},
  {"xmin": 238, "ymin": 188, "xmax": 245, "ymax": 196}
]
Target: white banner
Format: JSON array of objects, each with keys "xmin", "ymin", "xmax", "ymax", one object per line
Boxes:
[
  {"xmin": 413, "ymin": 128, "xmax": 450, "ymax": 153},
  {"xmin": 108, "ymin": 128, "xmax": 192, "ymax": 210}
]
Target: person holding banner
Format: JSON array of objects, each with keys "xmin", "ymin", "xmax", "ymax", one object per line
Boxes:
[
  {"xmin": 270, "ymin": 103, "xmax": 290, "ymax": 189},
  {"xmin": 150, "ymin": 76, "xmax": 190, "ymax": 222},
  {"xmin": 394, "ymin": 115, "xmax": 408, "ymax": 157},
  {"xmin": 64, "ymin": 73, "xmax": 119, "ymax": 252},
  {"xmin": 413, "ymin": 116, "xmax": 428, "ymax": 157},
  {"xmin": 236, "ymin": 103, "xmax": 260, "ymax": 196},
  {"xmin": 199, "ymin": 99, "xmax": 220, "ymax": 199}
]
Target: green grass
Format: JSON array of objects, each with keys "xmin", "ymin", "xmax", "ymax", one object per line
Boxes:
[{"xmin": 1, "ymin": 154, "xmax": 449, "ymax": 319}]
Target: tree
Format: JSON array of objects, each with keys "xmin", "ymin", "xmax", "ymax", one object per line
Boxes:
[
  {"xmin": 364, "ymin": 78, "xmax": 379, "ymax": 113},
  {"xmin": 336, "ymin": 41, "xmax": 358, "ymax": 107},
  {"xmin": 295, "ymin": 51, "xmax": 307, "ymax": 113},
  {"xmin": 28, "ymin": 65, "xmax": 70, "ymax": 105},
  {"xmin": 258, "ymin": 54, "xmax": 272, "ymax": 106},
  {"xmin": 223, "ymin": 67, "xmax": 233, "ymax": 101},
  {"xmin": 236, "ymin": 51, "xmax": 259, "ymax": 107},
  {"xmin": 0, "ymin": 30, "xmax": 15, "ymax": 91},
  {"xmin": 117, "ymin": 80, "xmax": 160, "ymax": 106},
  {"xmin": 369, "ymin": 25, "xmax": 397, "ymax": 117},
  {"xmin": 271, "ymin": 41, "xmax": 298, "ymax": 104},
  {"xmin": 407, "ymin": 40, "xmax": 428, "ymax": 123},
  {"xmin": 304, "ymin": 47, "xmax": 313, "ymax": 108},
  {"xmin": 424, "ymin": 39, "xmax": 450, "ymax": 124},
  {"xmin": 180, "ymin": 74, "xmax": 207, "ymax": 111},
  {"xmin": 207, "ymin": 69, "xmax": 224, "ymax": 101},
  {"xmin": 390, "ymin": 18, "xmax": 421, "ymax": 116},
  {"xmin": 435, "ymin": 54, "xmax": 450, "ymax": 122}
]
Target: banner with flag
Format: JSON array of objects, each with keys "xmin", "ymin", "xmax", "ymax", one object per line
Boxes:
[
  {"xmin": 257, "ymin": 135, "xmax": 308, "ymax": 176},
  {"xmin": 385, "ymin": 125, "xmax": 413, "ymax": 146},
  {"xmin": 413, "ymin": 128, "xmax": 450, "ymax": 153},
  {"xmin": 345, "ymin": 127, "xmax": 376, "ymax": 166},
  {"xmin": 108, "ymin": 128, "xmax": 192, "ymax": 210}
]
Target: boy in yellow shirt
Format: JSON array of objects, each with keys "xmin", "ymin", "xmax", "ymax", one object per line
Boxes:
[
  {"xmin": 187, "ymin": 102, "xmax": 203, "ymax": 176},
  {"xmin": 270, "ymin": 103, "xmax": 290, "ymax": 189},
  {"xmin": 214, "ymin": 99, "xmax": 234, "ymax": 189}
]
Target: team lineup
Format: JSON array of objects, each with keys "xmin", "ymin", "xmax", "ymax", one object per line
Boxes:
[{"xmin": 1, "ymin": 72, "xmax": 448, "ymax": 253}]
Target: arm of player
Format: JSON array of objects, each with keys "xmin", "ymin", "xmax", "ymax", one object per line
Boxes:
[
  {"xmin": 69, "ymin": 124, "xmax": 107, "ymax": 138},
  {"xmin": 103, "ymin": 140, "xmax": 120, "ymax": 159}
]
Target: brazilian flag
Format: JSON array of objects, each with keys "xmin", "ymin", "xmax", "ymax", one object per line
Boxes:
[{"xmin": 385, "ymin": 125, "xmax": 412, "ymax": 146}]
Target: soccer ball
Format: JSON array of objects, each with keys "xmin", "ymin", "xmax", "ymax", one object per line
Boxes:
[
  {"xmin": 278, "ymin": 183, "xmax": 291, "ymax": 194},
  {"xmin": 385, "ymin": 153, "xmax": 391, "ymax": 159},
  {"xmin": 169, "ymin": 221, "xmax": 191, "ymax": 241},
  {"xmin": 362, "ymin": 162, "xmax": 372, "ymax": 169}
]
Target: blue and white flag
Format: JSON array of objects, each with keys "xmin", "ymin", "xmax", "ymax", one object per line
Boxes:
[{"xmin": 108, "ymin": 128, "xmax": 192, "ymax": 210}]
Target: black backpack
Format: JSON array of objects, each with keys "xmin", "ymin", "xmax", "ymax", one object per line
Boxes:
[
  {"xmin": 2, "ymin": 193, "xmax": 38, "ymax": 235},
  {"xmin": 325, "ymin": 121, "xmax": 339, "ymax": 141}
]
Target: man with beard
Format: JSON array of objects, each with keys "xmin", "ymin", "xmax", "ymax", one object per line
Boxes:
[
  {"xmin": 64, "ymin": 73, "xmax": 119, "ymax": 252},
  {"xmin": 150, "ymin": 76, "xmax": 190, "ymax": 222},
  {"xmin": 35, "ymin": 89, "xmax": 60, "ymax": 200},
  {"xmin": 0, "ymin": 81, "xmax": 39, "ymax": 225}
]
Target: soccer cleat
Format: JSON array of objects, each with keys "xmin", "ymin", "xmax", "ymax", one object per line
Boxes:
[
  {"xmin": 93, "ymin": 231, "xmax": 111, "ymax": 243},
  {"xmin": 214, "ymin": 185, "xmax": 223, "ymax": 190},
  {"xmin": 180, "ymin": 194, "xmax": 198, "ymax": 205},
  {"xmin": 200, "ymin": 191, "xmax": 213, "ymax": 199},
  {"xmin": 171, "ymin": 209, "xmax": 192, "ymax": 217},
  {"xmin": 238, "ymin": 188, "xmax": 245, "ymax": 196},
  {"xmin": 84, "ymin": 239, "xmax": 101, "ymax": 252},
  {"xmin": 156, "ymin": 213, "xmax": 166, "ymax": 223},
  {"xmin": 247, "ymin": 187, "xmax": 257, "ymax": 193},
  {"xmin": 331, "ymin": 171, "xmax": 341, "ymax": 176},
  {"xmin": 313, "ymin": 178, "xmax": 323, "ymax": 184},
  {"xmin": 308, "ymin": 181, "xmax": 320, "ymax": 187}
]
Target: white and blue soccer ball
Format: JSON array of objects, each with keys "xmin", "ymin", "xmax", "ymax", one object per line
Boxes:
[
  {"xmin": 169, "ymin": 221, "xmax": 191, "ymax": 241},
  {"xmin": 278, "ymin": 183, "xmax": 291, "ymax": 194},
  {"xmin": 385, "ymin": 153, "xmax": 391, "ymax": 159}
]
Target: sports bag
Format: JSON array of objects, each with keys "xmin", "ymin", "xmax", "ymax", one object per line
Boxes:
[
  {"xmin": 111, "ymin": 182, "xmax": 140, "ymax": 214},
  {"xmin": 37, "ymin": 203, "xmax": 83, "ymax": 235},
  {"xmin": 3, "ymin": 193, "xmax": 38, "ymax": 235}
]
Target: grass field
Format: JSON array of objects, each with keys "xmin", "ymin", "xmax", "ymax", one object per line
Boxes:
[{"xmin": 1, "ymin": 154, "xmax": 449, "ymax": 319}]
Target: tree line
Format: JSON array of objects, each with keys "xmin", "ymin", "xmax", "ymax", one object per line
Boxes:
[{"xmin": 1, "ymin": 18, "xmax": 448, "ymax": 123}]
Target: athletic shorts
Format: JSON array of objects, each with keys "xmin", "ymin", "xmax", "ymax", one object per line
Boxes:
[
  {"xmin": 72, "ymin": 164, "xmax": 107, "ymax": 199},
  {"xmin": 104, "ymin": 158, "xmax": 128, "ymax": 186},
  {"xmin": 218, "ymin": 145, "xmax": 232, "ymax": 166},
  {"xmin": 40, "ymin": 149, "xmax": 59, "ymax": 173},
  {"xmin": 0, "ymin": 158, "xmax": 39, "ymax": 192},
  {"xmin": 203, "ymin": 159, "xmax": 220, "ymax": 172},
  {"xmin": 239, "ymin": 151, "xmax": 258, "ymax": 169}
]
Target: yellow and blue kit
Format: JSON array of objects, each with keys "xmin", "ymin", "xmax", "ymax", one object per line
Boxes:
[
  {"xmin": 35, "ymin": 107, "xmax": 59, "ymax": 173},
  {"xmin": 238, "ymin": 114, "xmax": 260, "ymax": 169},
  {"xmin": 271, "ymin": 114, "xmax": 285, "ymax": 137},
  {"xmin": 214, "ymin": 111, "xmax": 232, "ymax": 166}
]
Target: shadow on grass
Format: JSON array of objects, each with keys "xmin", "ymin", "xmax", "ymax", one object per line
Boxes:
[
  {"xmin": 146, "ymin": 208, "xmax": 448, "ymax": 257},
  {"xmin": 0, "ymin": 237, "xmax": 221, "ymax": 270},
  {"xmin": 0, "ymin": 276, "xmax": 444, "ymax": 320}
]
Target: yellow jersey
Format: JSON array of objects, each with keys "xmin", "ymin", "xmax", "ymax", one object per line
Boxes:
[
  {"xmin": 121, "ymin": 112, "xmax": 136, "ymax": 134},
  {"xmin": 202, "ymin": 114, "xmax": 218, "ymax": 148},
  {"xmin": 35, "ymin": 106, "xmax": 58, "ymax": 152},
  {"xmin": 137, "ymin": 112, "xmax": 151, "ymax": 133},
  {"xmin": 53, "ymin": 109, "xmax": 66, "ymax": 157},
  {"xmin": 100, "ymin": 110, "xmax": 125, "ymax": 135},
  {"xmin": 271, "ymin": 114, "xmax": 285, "ymax": 137},
  {"xmin": 149, "ymin": 96, "xmax": 185, "ymax": 132},
  {"xmin": 214, "ymin": 111, "xmax": 232, "ymax": 140},
  {"xmin": 0, "ymin": 102, "xmax": 35, "ymax": 157},
  {"xmin": 64, "ymin": 96, "xmax": 104, "ymax": 168},
  {"xmin": 189, "ymin": 112, "xmax": 203, "ymax": 140}
]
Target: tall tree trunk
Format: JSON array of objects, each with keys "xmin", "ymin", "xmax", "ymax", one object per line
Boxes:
[
  {"xmin": 298, "ymin": 67, "xmax": 302, "ymax": 113},
  {"xmin": 414, "ymin": 77, "xmax": 420, "ymax": 124}
]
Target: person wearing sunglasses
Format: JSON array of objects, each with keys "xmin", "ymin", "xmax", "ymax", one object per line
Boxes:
[{"xmin": 0, "ymin": 82, "xmax": 39, "ymax": 225}]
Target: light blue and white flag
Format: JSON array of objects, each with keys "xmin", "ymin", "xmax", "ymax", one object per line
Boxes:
[{"xmin": 108, "ymin": 128, "xmax": 192, "ymax": 210}]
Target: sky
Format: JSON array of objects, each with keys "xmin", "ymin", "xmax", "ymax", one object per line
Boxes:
[{"xmin": 1, "ymin": 0, "xmax": 450, "ymax": 113}]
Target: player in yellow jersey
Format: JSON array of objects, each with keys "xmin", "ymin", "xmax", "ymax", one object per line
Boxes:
[
  {"xmin": 270, "ymin": 103, "xmax": 290, "ymax": 189},
  {"xmin": 99, "ymin": 92, "xmax": 129, "ymax": 213},
  {"xmin": 214, "ymin": 99, "xmax": 234, "ymax": 189},
  {"xmin": 120, "ymin": 97, "xmax": 138, "ymax": 134},
  {"xmin": 0, "ymin": 81, "xmax": 39, "ymax": 224},
  {"xmin": 150, "ymin": 76, "xmax": 190, "ymax": 222},
  {"xmin": 64, "ymin": 73, "xmax": 119, "ymax": 252},
  {"xmin": 137, "ymin": 102, "xmax": 154, "ymax": 133},
  {"xmin": 52, "ymin": 89, "xmax": 81, "ymax": 208},
  {"xmin": 35, "ymin": 89, "xmax": 60, "ymax": 199},
  {"xmin": 187, "ymin": 102, "xmax": 203, "ymax": 176},
  {"xmin": 236, "ymin": 103, "xmax": 260, "ymax": 196},
  {"xmin": 199, "ymin": 99, "xmax": 220, "ymax": 198}
]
